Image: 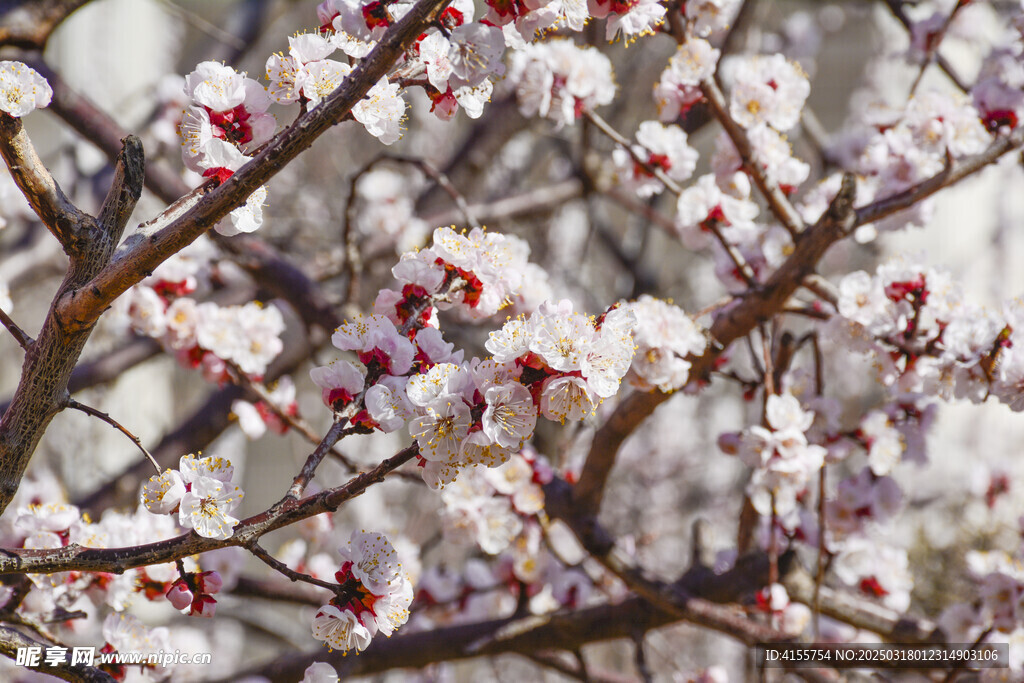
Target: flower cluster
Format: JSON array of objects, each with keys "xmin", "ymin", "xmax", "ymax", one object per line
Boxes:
[
  {"xmin": 829, "ymin": 254, "xmax": 1024, "ymax": 412},
  {"xmin": 350, "ymin": 167, "xmax": 430, "ymax": 254},
  {"xmin": 266, "ymin": 30, "xmax": 405, "ymax": 143},
  {"xmin": 0, "ymin": 469, "xmax": 202, "ymax": 626},
  {"xmin": 684, "ymin": 0, "xmax": 741, "ymax": 38},
  {"xmin": 399, "ymin": 290, "xmax": 636, "ymax": 488},
  {"xmin": 723, "ymin": 54, "xmax": 809, "ymax": 133},
  {"xmin": 141, "ymin": 453, "xmax": 244, "ymax": 540},
  {"xmin": 311, "ymin": 531, "xmax": 413, "ymax": 653},
  {"xmin": 440, "ymin": 450, "xmax": 549, "ymax": 554},
  {"xmin": 720, "ymin": 393, "xmax": 826, "ymax": 518},
  {"xmin": 973, "ymin": 22, "xmax": 1024, "ymax": 132},
  {"xmin": 816, "ymin": 92, "xmax": 990, "ymax": 238},
  {"xmin": 179, "ymin": 61, "xmax": 274, "ymax": 203},
  {"xmin": 942, "ymin": 548, "xmax": 1024, "ymax": 643},
  {"xmin": 387, "ymin": 226, "xmax": 534, "ymax": 321},
  {"xmin": 233, "ymin": 376, "xmax": 299, "ymax": 440},
  {"xmin": 590, "ymin": 0, "xmax": 665, "ymax": 42},
  {"xmin": 654, "ymin": 37, "xmax": 719, "ymax": 122},
  {"xmin": 621, "ymin": 295, "xmax": 706, "ymax": 391},
  {"xmin": 98, "ymin": 613, "xmax": 171, "ymax": 681},
  {"xmin": 0, "ymin": 61, "xmax": 52, "ymax": 118},
  {"xmin": 317, "ymin": 0, "xmax": 405, "ymax": 59},
  {"xmin": 117, "ymin": 241, "xmax": 286, "ymax": 384},
  {"xmin": 309, "ymin": 227, "xmax": 634, "ymax": 488},
  {"xmin": 611, "ymin": 120, "xmax": 699, "ymax": 198},
  {"xmin": 508, "ymin": 40, "xmax": 616, "ymax": 128},
  {"xmin": 414, "ymin": 16, "xmax": 504, "ymax": 120}
]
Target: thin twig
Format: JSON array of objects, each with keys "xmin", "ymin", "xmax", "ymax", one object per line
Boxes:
[
  {"xmin": 248, "ymin": 542, "xmax": 343, "ymax": 595},
  {"xmin": 0, "ymin": 307, "xmax": 33, "ymax": 352},
  {"xmin": 633, "ymin": 631, "xmax": 653, "ymax": 683},
  {"xmin": 585, "ymin": 110, "xmax": 757, "ymax": 284},
  {"xmin": 226, "ymin": 363, "xmax": 359, "ymax": 472},
  {"xmin": 0, "ymin": 444, "xmax": 421, "ymax": 576},
  {"xmin": 908, "ymin": 1, "xmax": 967, "ymax": 97},
  {"xmin": 285, "ymin": 417, "xmax": 357, "ymax": 500},
  {"xmin": 883, "ymin": 0, "xmax": 969, "ymax": 93},
  {"xmin": 64, "ymin": 397, "xmax": 160, "ymax": 474},
  {"xmin": 584, "ymin": 111, "xmax": 683, "ymax": 195}
]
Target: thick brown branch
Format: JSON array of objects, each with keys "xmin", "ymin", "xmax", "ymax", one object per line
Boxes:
[
  {"xmin": 54, "ymin": 0, "xmax": 452, "ymax": 334},
  {"xmin": 545, "ymin": 478, "xmax": 792, "ymax": 646},
  {"xmin": 0, "ymin": 0, "xmax": 92, "ymax": 50},
  {"xmin": 0, "ymin": 136, "xmax": 143, "ymax": 515},
  {"xmin": 212, "ymin": 234, "xmax": 342, "ymax": 333},
  {"xmin": 0, "ymin": 113, "xmax": 93, "ymax": 252}
]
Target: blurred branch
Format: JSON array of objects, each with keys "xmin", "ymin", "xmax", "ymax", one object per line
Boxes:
[
  {"xmin": 881, "ymin": 0, "xmax": 969, "ymax": 92},
  {"xmin": 0, "ymin": 625, "xmax": 113, "ymax": 682},
  {"xmin": 230, "ymin": 575, "xmax": 328, "ymax": 607},
  {"xmin": 0, "ymin": 0, "xmax": 91, "ymax": 50},
  {"xmin": 422, "ymin": 179, "xmax": 582, "ymax": 227}
]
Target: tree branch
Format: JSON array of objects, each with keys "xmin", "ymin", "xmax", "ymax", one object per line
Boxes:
[
  {"xmin": 54, "ymin": 0, "xmax": 452, "ymax": 334},
  {"xmin": 0, "ymin": 625, "xmax": 113, "ymax": 682},
  {"xmin": 854, "ymin": 126, "xmax": 1024, "ymax": 228},
  {"xmin": 0, "ymin": 113, "xmax": 93, "ymax": 253},
  {"xmin": 0, "ymin": 135, "xmax": 144, "ymax": 515},
  {"xmin": 572, "ymin": 174, "xmax": 857, "ymax": 517},
  {"xmin": 0, "ymin": 0, "xmax": 92, "ymax": 51},
  {"xmin": 0, "ymin": 445, "xmax": 418, "ymax": 575},
  {"xmin": 0, "ymin": 308, "xmax": 33, "ymax": 352}
]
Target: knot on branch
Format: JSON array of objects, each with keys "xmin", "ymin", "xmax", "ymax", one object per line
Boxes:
[
  {"xmin": 822, "ymin": 172, "xmax": 857, "ymax": 234},
  {"xmin": 97, "ymin": 134, "xmax": 144, "ymax": 236}
]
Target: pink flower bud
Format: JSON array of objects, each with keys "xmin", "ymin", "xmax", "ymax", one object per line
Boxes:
[
  {"xmin": 190, "ymin": 594, "xmax": 217, "ymax": 618},
  {"xmin": 196, "ymin": 571, "xmax": 223, "ymax": 595},
  {"xmin": 166, "ymin": 581, "xmax": 194, "ymax": 611},
  {"xmin": 717, "ymin": 432, "xmax": 742, "ymax": 455}
]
